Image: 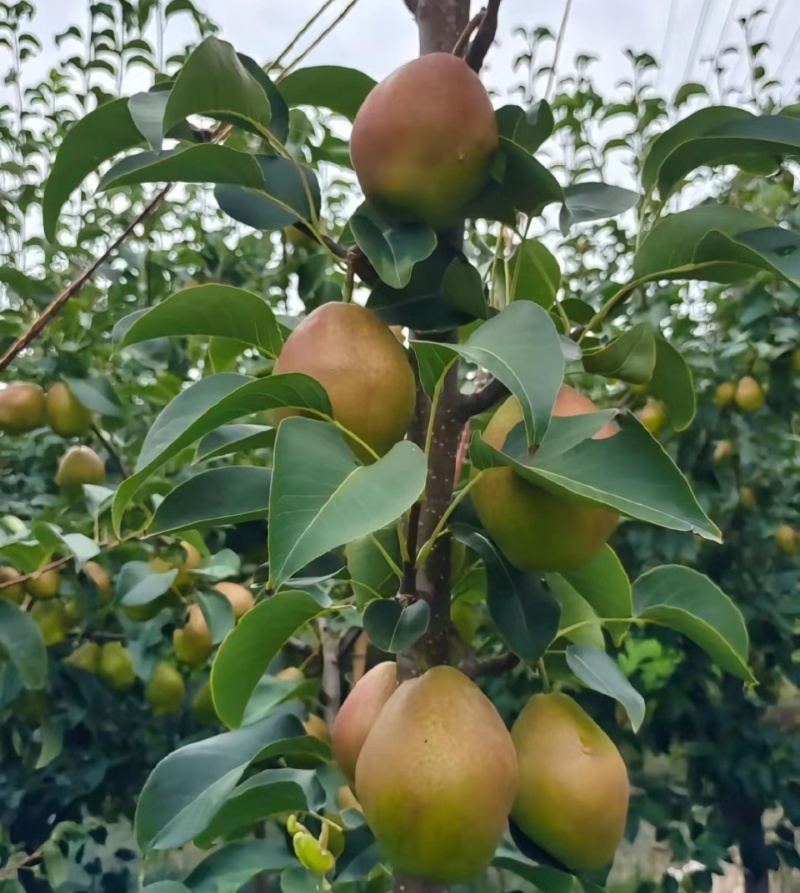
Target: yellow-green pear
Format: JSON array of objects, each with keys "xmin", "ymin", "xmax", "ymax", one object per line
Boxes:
[
  {"xmin": 713, "ymin": 439, "xmax": 734, "ymax": 462},
  {"xmin": 99, "ymin": 641, "xmax": 136, "ymax": 690},
  {"xmin": 734, "ymin": 376, "xmax": 764, "ymax": 412},
  {"xmin": 82, "ymin": 561, "xmax": 112, "ymax": 601},
  {"xmin": 44, "ymin": 382, "xmax": 92, "ymax": 437},
  {"xmin": 0, "ymin": 382, "xmax": 45, "ymax": 434},
  {"xmin": 775, "ymin": 524, "xmax": 798, "ymax": 556},
  {"xmin": 55, "ymin": 445, "xmax": 106, "ymax": 487},
  {"xmin": 31, "ymin": 600, "xmax": 70, "ymax": 646},
  {"xmin": 213, "ymin": 581, "xmax": 255, "ymax": 619},
  {"xmin": 471, "ymin": 387, "xmax": 619, "ymax": 573},
  {"xmin": 715, "ymin": 381, "xmax": 736, "ymax": 407},
  {"xmin": 146, "ymin": 661, "xmax": 185, "ymax": 716},
  {"xmin": 65, "ymin": 641, "xmax": 101, "ymax": 673},
  {"xmin": 0, "ymin": 566, "xmax": 25, "ymax": 603},
  {"xmin": 150, "ymin": 540, "xmax": 202, "ymax": 591},
  {"xmin": 332, "ymin": 661, "xmax": 397, "ymax": 784},
  {"xmin": 26, "ymin": 568, "xmax": 60, "ymax": 599},
  {"xmin": 511, "ymin": 693, "xmax": 629, "ymax": 871},
  {"xmin": 636, "ymin": 398, "xmax": 667, "ymax": 435},
  {"xmin": 172, "ymin": 604, "xmax": 213, "ymax": 665},
  {"xmin": 355, "ymin": 666, "xmax": 517, "ymax": 883}
]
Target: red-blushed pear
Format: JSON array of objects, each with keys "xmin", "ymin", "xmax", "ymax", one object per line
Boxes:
[
  {"xmin": 0, "ymin": 382, "xmax": 45, "ymax": 434},
  {"xmin": 511, "ymin": 693, "xmax": 629, "ymax": 871},
  {"xmin": 355, "ymin": 666, "xmax": 517, "ymax": 883},
  {"xmin": 350, "ymin": 53, "xmax": 498, "ymax": 229},
  {"xmin": 471, "ymin": 386, "xmax": 619, "ymax": 573},
  {"xmin": 332, "ymin": 661, "xmax": 397, "ymax": 783},
  {"xmin": 45, "ymin": 382, "xmax": 92, "ymax": 437},
  {"xmin": 272, "ymin": 303, "xmax": 416, "ymax": 460}
]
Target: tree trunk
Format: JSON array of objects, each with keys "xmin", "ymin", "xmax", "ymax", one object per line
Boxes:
[{"xmin": 744, "ymin": 870, "xmax": 770, "ymax": 893}]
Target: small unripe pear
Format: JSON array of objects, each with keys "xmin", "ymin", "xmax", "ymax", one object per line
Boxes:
[
  {"xmin": 713, "ymin": 439, "xmax": 734, "ymax": 462},
  {"xmin": 715, "ymin": 381, "xmax": 736, "ymax": 407},
  {"xmin": 45, "ymin": 382, "xmax": 92, "ymax": 437},
  {"xmin": 277, "ymin": 666, "xmax": 305, "ymax": 681},
  {"xmin": 739, "ymin": 487, "xmax": 757, "ymax": 509},
  {"xmin": 150, "ymin": 540, "xmax": 202, "ymax": 591},
  {"xmin": 146, "ymin": 661, "xmax": 185, "ymax": 716},
  {"xmin": 213, "ymin": 581, "xmax": 255, "ymax": 620},
  {"xmin": 65, "ymin": 641, "xmax": 101, "ymax": 673},
  {"xmin": 734, "ymin": 376, "xmax": 764, "ymax": 412},
  {"xmin": 55, "ymin": 446, "xmax": 106, "ymax": 487},
  {"xmin": 0, "ymin": 382, "xmax": 45, "ymax": 434},
  {"xmin": 775, "ymin": 524, "xmax": 798, "ymax": 556},
  {"xmin": 303, "ymin": 713, "xmax": 330, "ymax": 743},
  {"xmin": 0, "ymin": 566, "xmax": 25, "ymax": 603},
  {"xmin": 173, "ymin": 604, "xmax": 213, "ymax": 665},
  {"xmin": 99, "ymin": 641, "xmax": 136, "ymax": 690},
  {"xmin": 31, "ymin": 600, "xmax": 70, "ymax": 646},
  {"xmin": 26, "ymin": 568, "xmax": 60, "ymax": 600},
  {"xmin": 636, "ymin": 398, "xmax": 667, "ymax": 435},
  {"xmin": 83, "ymin": 561, "xmax": 112, "ymax": 600}
]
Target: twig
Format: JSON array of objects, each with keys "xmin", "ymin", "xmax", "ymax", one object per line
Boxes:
[
  {"xmin": 457, "ymin": 377, "xmax": 508, "ymax": 421},
  {"xmin": 278, "ymin": 0, "xmax": 363, "ymax": 80},
  {"xmin": 402, "ymin": 501, "xmax": 421, "ymax": 596},
  {"xmin": 546, "ymin": 0, "xmax": 574, "ymax": 100},
  {"xmin": 321, "ymin": 625, "xmax": 341, "ymax": 727},
  {"xmin": 267, "ymin": 0, "xmax": 340, "ymax": 73},
  {"xmin": 91, "ymin": 422, "xmax": 129, "ymax": 477},
  {"xmin": 459, "ymin": 652, "xmax": 519, "ymax": 679},
  {"xmin": 0, "ymin": 189, "xmax": 171, "ymax": 373},
  {"xmin": 465, "ymin": 0, "xmax": 502, "ymax": 73},
  {"xmin": 0, "ymin": 554, "xmax": 75, "ymax": 591},
  {"xmin": 452, "ymin": 9, "xmax": 485, "ymax": 58}
]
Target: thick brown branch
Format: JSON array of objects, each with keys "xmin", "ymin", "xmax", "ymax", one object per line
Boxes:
[
  {"xmin": 465, "ymin": 0, "xmax": 502, "ymax": 73},
  {"xmin": 457, "ymin": 376, "xmax": 508, "ymax": 421},
  {"xmin": 459, "ymin": 651, "xmax": 520, "ymax": 679}
]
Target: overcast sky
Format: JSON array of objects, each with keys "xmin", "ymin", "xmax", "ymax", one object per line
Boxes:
[{"xmin": 9, "ymin": 0, "xmax": 800, "ymax": 105}]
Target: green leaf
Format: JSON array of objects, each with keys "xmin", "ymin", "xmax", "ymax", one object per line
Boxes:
[
  {"xmin": 268, "ymin": 418, "xmax": 427, "ymax": 589},
  {"xmin": 465, "ymin": 138, "xmax": 563, "ymax": 224},
  {"xmin": 152, "ymin": 468, "xmax": 271, "ymax": 534},
  {"xmin": 187, "ymin": 840, "xmax": 295, "ymax": 893},
  {"xmin": 43, "ymin": 96, "xmax": 144, "ymax": 240},
  {"xmin": 118, "ymin": 561, "xmax": 177, "ymax": 606},
  {"xmin": 565, "ymin": 643, "xmax": 645, "ymax": 732},
  {"xmin": 113, "ymin": 373, "xmax": 329, "ymax": 532},
  {"xmin": 558, "ymin": 546, "xmax": 632, "ymax": 646},
  {"xmin": 237, "ymin": 53, "xmax": 290, "ymax": 144},
  {"xmin": 211, "ymin": 590, "xmax": 331, "ymax": 728},
  {"xmin": 583, "ymin": 323, "xmax": 657, "ymax": 384},
  {"xmin": 198, "ymin": 590, "xmax": 235, "ymax": 645},
  {"xmin": 559, "ymin": 181, "xmax": 639, "ymax": 235},
  {"xmin": 278, "ymin": 66, "xmax": 377, "ymax": 121},
  {"xmin": 546, "ymin": 576, "xmax": 605, "ymax": 648},
  {"xmin": 452, "ymin": 526, "xmax": 560, "ymax": 662},
  {"xmin": 411, "ymin": 342, "xmax": 458, "ymax": 399},
  {"xmin": 62, "ymin": 375, "xmax": 123, "ymax": 417},
  {"xmin": 647, "ymin": 337, "xmax": 695, "ymax": 431},
  {"xmin": 196, "ymin": 424, "xmax": 275, "ymax": 461},
  {"xmin": 496, "ymin": 101, "xmax": 554, "ymax": 152},
  {"xmin": 0, "ymin": 601, "xmax": 47, "ymax": 689},
  {"xmin": 471, "ymin": 414, "xmax": 720, "ymax": 540},
  {"xmin": 346, "ymin": 527, "xmax": 403, "ymax": 607},
  {"xmin": 215, "ymin": 156, "xmax": 321, "ymax": 231},
  {"xmin": 633, "ymin": 566, "xmax": 753, "ymax": 682},
  {"xmin": 119, "ymin": 285, "xmax": 284, "ymax": 357},
  {"xmin": 163, "ymin": 36, "xmax": 272, "ymax": 138},
  {"xmin": 500, "ymin": 239, "xmax": 560, "ymax": 308},
  {"xmin": 135, "ymin": 712, "xmax": 306, "ymax": 850},
  {"xmin": 98, "ymin": 144, "xmax": 265, "ymax": 191},
  {"xmin": 368, "ymin": 247, "xmax": 485, "ymax": 332},
  {"xmin": 350, "ymin": 204, "xmax": 436, "ymax": 289},
  {"xmin": 362, "ymin": 599, "xmax": 430, "ymax": 652},
  {"xmin": 142, "ymin": 884, "xmax": 190, "ymax": 893},
  {"xmin": 129, "ymin": 89, "xmax": 171, "ymax": 151},
  {"xmin": 416, "ymin": 301, "xmax": 565, "ymax": 445},
  {"xmin": 632, "ymin": 204, "xmax": 777, "ymax": 284},
  {"xmin": 493, "ymin": 850, "xmax": 574, "ymax": 893},
  {"xmin": 442, "ymin": 252, "xmax": 489, "ymax": 320},
  {"xmin": 643, "ymin": 106, "xmax": 800, "ymax": 198}
]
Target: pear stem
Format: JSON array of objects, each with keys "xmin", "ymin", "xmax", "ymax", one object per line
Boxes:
[{"xmin": 538, "ymin": 658, "xmax": 552, "ymax": 693}]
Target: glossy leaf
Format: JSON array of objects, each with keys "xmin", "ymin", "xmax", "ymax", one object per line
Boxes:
[
  {"xmin": 198, "ymin": 590, "xmax": 236, "ymax": 645},
  {"xmin": 278, "ymin": 66, "xmax": 377, "ymax": 121},
  {"xmin": 237, "ymin": 53, "xmax": 290, "ymax": 144},
  {"xmin": 546, "ymin": 577, "xmax": 605, "ymax": 648},
  {"xmin": 0, "ymin": 602, "xmax": 47, "ymax": 690},
  {"xmin": 43, "ymin": 97, "xmax": 143, "ymax": 240},
  {"xmin": 493, "ymin": 849, "xmax": 574, "ymax": 893},
  {"xmin": 120, "ymin": 285, "xmax": 284, "ymax": 357},
  {"xmin": 112, "ymin": 373, "xmax": 329, "ymax": 531},
  {"xmin": 350, "ymin": 204, "xmax": 436, "ymax": 289},
  {"xmin": 471, "ymin": 414, "xmax": 720, "ymax": 540},
  {"xmin": 211, "ymin": 590, "xmax": 331, "ymax": 728},
  {"xmin": 647, "ymin": 337, "xmax": 696, "ymax": 431},
  {"xmin": 163, "ymin": 36, "xmax": 272, "ymax": 138},
  {"xmin": 583, "ymin": 322, "xmax": 657, "ymax": 384},
  {"xmin": 135, "ymin": 712, "xmax": 306, "ymax": 850},
  {"xmin": 633, "ymin": 566, "xmax": 753, "ymax": 682},
  {"xmin": 62, "ymin": 375, "xmax": 123, "ymax": 417},
  {"xmin": 195, "ymin": 424, "xmax": 275, "ymax": 461},
  {"xmin": 496, "ymin": 101, "xmax": 554, "ymax": 152},
  {"xmin": 501, "ymin": 239, "xmax": 560, "ymax": 308},
  {"xmin": 452, "ymin": 526, "xmax": 561, "ymax": 662},
  {"xmin": 559, "ymin": 181, "xmax": 639, "ymax": 235},
  {"xmin": 410, "ymin": 342, "xmax": 458, "ymax": 399},
  {"xmin": 215, "ymin": 156, "xmax": 321, "ymax": 231},
  {"xmin": 151, "ymin": 467, "xmax": 271, "ymax": 534},
  {"xmin": 566, "ymin": 643, "xmax": 645, "ymax": 732},
  {"xmin": 559, "ymin": 546, "xmax": 632, "ymax": 646},
  {"xmin": 346, "ymin": 526, "xmax": 403, "ymax": 606},
  {"xmin": 118, "ymin": 562, "xmax": 177, "ymax": 607},
  {"xmin": 98, "ymin": 144, "xmax": 264, "ymax": 192},
  {"xmin": 129, "ymin": 88, "xmax": 171, "ymax": 152},
  {"xmin": 268, "ymin": 418, "xmax": 427, "ymax": 589},
  {"xmin": 187, "ymin": 840, "xmax": 295, "ymax": 893},
  {"xmin": 362, "ymin": 599, "xmax": 430, "ymax": 653}
]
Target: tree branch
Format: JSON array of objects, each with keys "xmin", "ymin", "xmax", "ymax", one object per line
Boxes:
[
  {"xmin": 91, "ymin": 422, "xmax": 129, "ymax": 478},
  {"xmin": 457, "ymin": 377, "xmax": 508, "ymax": 421},
  {"xmin": 459, "ymin": 651, "xmax": 520, "ymax": 679},
  {"xmin": 465, "ymin": 0, "xmax": 502, "ymax": 73},
  {"xmin": 452, "ymin": 9, "xmax": 485, "ymax": 58},
  {"xmin": 293, "ymin": 223, "xmax": 379, "ymax": 284}
]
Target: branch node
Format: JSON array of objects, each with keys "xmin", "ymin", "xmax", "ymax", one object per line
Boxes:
[{"xmin": 465, "ymin": 0, "xmax": 502, "ymax": 73}]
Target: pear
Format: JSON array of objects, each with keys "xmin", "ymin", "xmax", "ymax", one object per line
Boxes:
[
  {"xmin": 26, "ymin": 568, "xmax": 60, "ymax": 599},
  {"xmin": 0, "ymin": 566, "xmax": 25, "ymax": 603},
  {"xmin": 636, "ymin": 398, "xmax": 667, "ymax": 435},
  {"xmin": 173, "ymin": 604, "xmax": 213, "ymax": 665},
  {"xmin": 82, "ymin": 561, "xmax": 112, "ymax": 600},
  {"xmin": 31, "ymin": 600, "xmax": 70, "ymax": 646},
  {"xmin": 65, "ymin": 641, "xmax": 101, "ymax": 673},
  {"xmin": 355, "ymin": 666, "xmax": 517, "ymax": 883},
  {"xmin": 332, "ymin": 661, "xmax": 397, "ymax": 784},
  {"xmin": 511, "ymin": 693, "xmax": 629, "ymax": 871},
  {"xmin": 55, "ymin": 445, "xmax": 106, "ymax": 487},
  {"xmin": 213, "ymin": 581, "xmax": 255, "ymax": 619},
  {"xmin": 775, "ymin": 524, "xmax": 798, "ymax": 556},
  {"xmin": 0, "ymin": 382, "xmax": 45, "ymax": 434},
  {"xmin": 45, "ymin": 382, "xmax": 92, "ymax": 437},
  {"xmin": 150, "ymin": 540, "xmax": 202, "ymax": 592},
  {"xmin": 146, "ymin": 661, "xmax": 185, "ymax": 716},
  {"xmin": 734, "ymin": 375, "xmax": 764, "ymax": 412},
  {"xmin": 715, "ymin": 381, "xmax": 736, "ymax": 407},
  {"xmin": 99, "ymin": 641, "xmax": 136, "ymax": 690}
]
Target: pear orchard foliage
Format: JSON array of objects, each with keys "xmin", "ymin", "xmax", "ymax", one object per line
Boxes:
[{"xmin": 0, "ymin": 2, "xmax": 798, "ymax": 893}]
